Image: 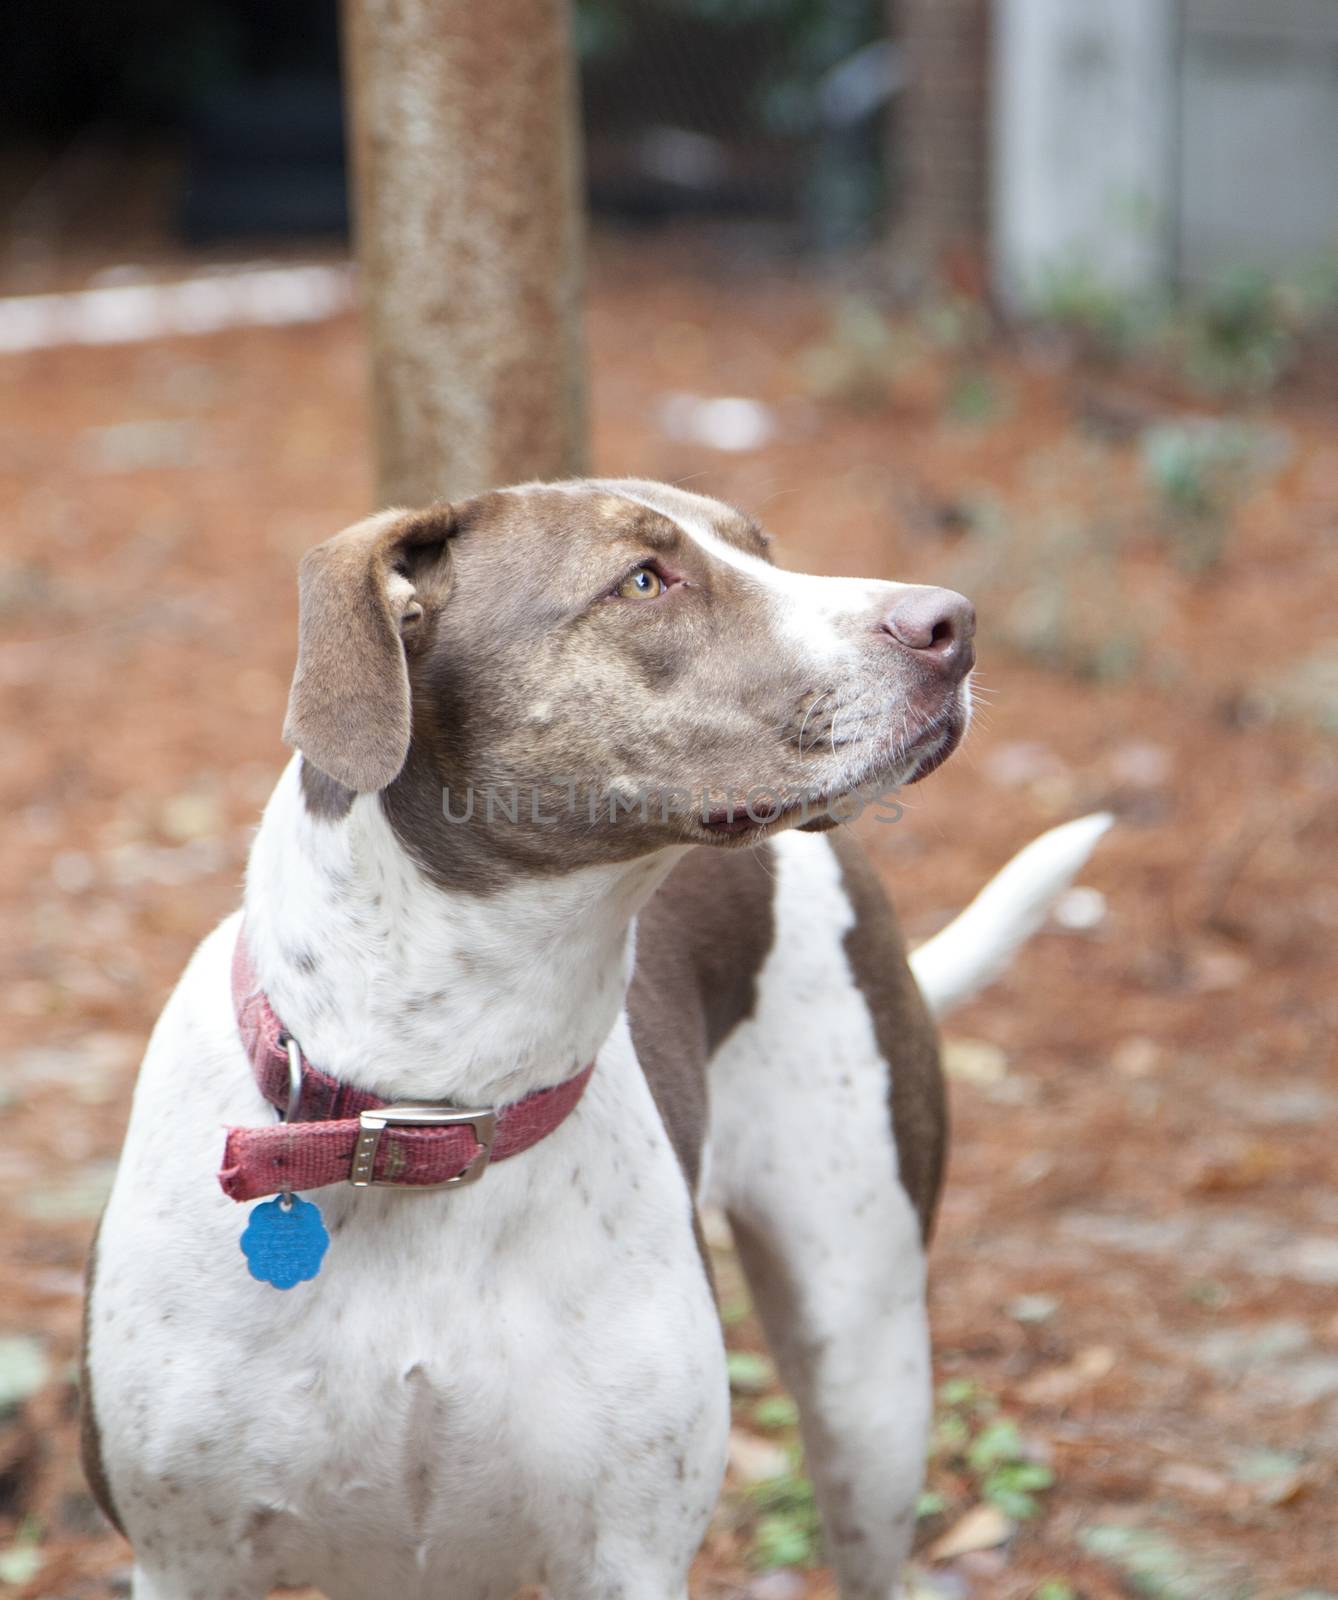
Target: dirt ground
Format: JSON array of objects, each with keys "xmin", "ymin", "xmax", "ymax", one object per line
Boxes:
[{"xmin": 0, "ymin": 232, "xmax": 1335, "ymax": 1599}]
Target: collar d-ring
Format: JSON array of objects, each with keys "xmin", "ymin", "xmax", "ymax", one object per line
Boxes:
[{"xmin": 280, "ymin": 1034, "xmax": 304, "ymax": 1125}]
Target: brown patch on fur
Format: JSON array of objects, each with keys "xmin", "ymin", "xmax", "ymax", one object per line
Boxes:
[
  {"xmin": 289, "ymin": 480, "xmax": 965, "ymax": 903},
  {"xmin": 829, "ymin": 831, "xmax": 947, "ymax": 1242},
  {"xmin": 79, "ymin": 1216, "xmax": 125, "ymax": 1535},
  {"xmin": 629, "ymin": 842, "xmax": 776, "ymax": 1292},
  {"xmin": 379, "ymin": 485, "xmax": 810, "ymax": 893},
  {"xmin": 628, "ymin": 842, "xmax": 776, "ymax": 1192}
]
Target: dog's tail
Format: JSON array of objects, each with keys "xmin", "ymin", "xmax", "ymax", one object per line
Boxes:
[{"xmin": 909, "ymin": 812, "xmax": 1113, "ymax": 1019}]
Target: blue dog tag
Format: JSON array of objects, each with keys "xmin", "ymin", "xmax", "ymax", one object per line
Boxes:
[{"xmin": 240, "ymin": 1194, "xmax": 329, "ymax": 1289}]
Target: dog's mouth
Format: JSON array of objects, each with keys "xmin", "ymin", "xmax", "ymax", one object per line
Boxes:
[
  {"xmin": 898, "ymin": 701, "xmax": 967, "ymax": 784},
  {"xmin": 697, "ymin": 697, "xmax": 968, "ymax": 841},
  {"xmin": 694, "ymin": 707, "xmax": 966, "ymax": 844}
]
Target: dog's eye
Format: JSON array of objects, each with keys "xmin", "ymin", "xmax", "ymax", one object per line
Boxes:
[{"xmin": 615, "ymin": 565, "xmax": 664, "ymax": 600}]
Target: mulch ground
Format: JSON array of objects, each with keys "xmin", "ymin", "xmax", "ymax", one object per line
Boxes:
[{"xmin": 0, "ymin": 231, "xmax": 1335, "ymax": 1599}]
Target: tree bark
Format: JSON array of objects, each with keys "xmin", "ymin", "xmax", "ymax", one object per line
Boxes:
[
  {"xmin": 342, "ymin": 0, "xmax": 588, "ymax": 507},
  {"xmin": 889, "ymin": 0, "xmax": 991, "ymax": 292}
]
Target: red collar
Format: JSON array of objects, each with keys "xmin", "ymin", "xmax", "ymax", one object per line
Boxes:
[{"xmin": 219, "ymin": 932, "xmax": 595, "ymax": 1203}]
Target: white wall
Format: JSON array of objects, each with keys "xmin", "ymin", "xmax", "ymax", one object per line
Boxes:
[
  {"xmin": 1179, "ymin": 0, "xmax": 1338, "ymax": 281},
  {"xmin": 992, "ymin": 0, "xmax": 1177, "ymax": 309}
]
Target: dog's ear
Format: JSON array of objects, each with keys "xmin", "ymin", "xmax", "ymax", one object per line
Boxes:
[{"xmin": 283, "ymin": 506, "xmax": 453, "ymax": 793}]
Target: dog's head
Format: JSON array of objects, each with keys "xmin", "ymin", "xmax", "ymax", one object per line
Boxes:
[{"xmin": 284, "ymin": 479, "xmax": 973, "ymax": 887}]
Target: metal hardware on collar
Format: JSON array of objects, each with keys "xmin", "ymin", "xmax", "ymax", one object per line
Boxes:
[
  {"xmin": 276, "ymin": 1034, "xmax": 306, "ymax": 1210},
  {"xmin": 349, "ymin": 1104, "xmax": 498, "ymax": 1191},
  {"xmin": 225, "ymin": 930, "xmax": 595, "ymax": 1205},
  {"xmin": 280, "ymin": 1035, "xmax": 304, "ymax": 1126}
]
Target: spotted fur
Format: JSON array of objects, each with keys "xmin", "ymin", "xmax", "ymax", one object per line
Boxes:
[{"xmin": 81, "ymin": 480, "xmax": 1101, "ymax": 1600}]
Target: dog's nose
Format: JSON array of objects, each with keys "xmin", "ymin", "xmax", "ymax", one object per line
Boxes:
[{"xmin": 881, "ymin": 587, "xmax": 976, "ymax": 678}]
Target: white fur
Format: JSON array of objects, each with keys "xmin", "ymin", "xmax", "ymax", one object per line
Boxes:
[
  {"xmin": 910, "ymin": 812, "xmax": 1114, "ymax": 1018},
  {"xmin": 708, "ymin": 830, "xmax": 931, "ymax": 1600},
  {"xmin": 244, "ymin": 760, "xmax": 686, "ymax": 1106},
  {"xmin": 90, "ymin": 740, "xmax": 1104, "ymax": 1598},
  {"xmin": 90, "ymin": 760, "xmax": 727, "ymax": 1600}
]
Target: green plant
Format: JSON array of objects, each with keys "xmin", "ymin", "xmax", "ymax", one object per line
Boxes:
[
  {"xmin": 752, "ymin": 1394, "xmax": 800, "ymax": 1431},
  {"xmin": 922, "ymin": 293, "xmax": 994, "ymax": 355},
  {"xmin": 799, "ymin": 297, "xmax": 906, "ymax": 408},
  {"xmin": 1030, "ymin": 263, "xmax": 1160, "ymax": 358},
  {"xmin": 945, "ymin": 370, "xmax": 1004, "ymax": 426},
  {"xmin": 0, "ymin": 1516, "xmax": 44, "ymax": 1588},
  {"xmin": 1140, "ymin": 419, "xmax": 1279, "ymax": 571},
  {"xmin": 737, "ymin": 1376, "xmax": 1057, "ymax": 1569},
  {"xmin": 968, "ymin": 1420, "xmax": 1056, "ymax": 1519},
  {"xmin": 719, "ymin": 1294, "xmax": 752, "ymax": 1328},
  {"xmin": 1181, "ymin": 267, "xmax": 1291, "ymax": 395},
  {"xmin": 748, "ymin": 1469, "xmax": 822, "ymax": 1569},
  {"xmin": 931, "ymin": 1380, "xmax": 1055, "ymax": 1521},
  {"xmin": 1292, "ymin": 242, "xmax": 1338, "ymax": 324},
  {"xmin": 726, "ymin": 1349, "xmax": 776, "ymax": 1394}
]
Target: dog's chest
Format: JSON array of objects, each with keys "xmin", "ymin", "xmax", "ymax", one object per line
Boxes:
[
  {"xmin": 237, "ymin": 1175, "xmax": 701, "ymax": 1574},
  {"xmin": 91, "ymin": 927, "xmax": 727, "ymax": 1592}
]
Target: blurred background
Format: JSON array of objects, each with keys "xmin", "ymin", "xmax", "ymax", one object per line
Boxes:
[{"xmin": 0, "ymin": 2, "xmax": 1335, "ymax": 1596}]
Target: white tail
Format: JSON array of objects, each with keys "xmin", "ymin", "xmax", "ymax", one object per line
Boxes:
[{"xmin": 909, "ymin": 812, "xmax": 1113, "ymax": 1019}]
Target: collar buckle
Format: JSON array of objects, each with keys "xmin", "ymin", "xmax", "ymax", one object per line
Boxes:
[{"xmin": 349, "ymin": 1104, "xmax": 498, "ymax": 1190}]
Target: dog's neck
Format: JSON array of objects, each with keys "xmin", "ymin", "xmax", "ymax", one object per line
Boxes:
[{"xmin": 242, "ymin": 758, "xmax": 684, "ymax": 1106}]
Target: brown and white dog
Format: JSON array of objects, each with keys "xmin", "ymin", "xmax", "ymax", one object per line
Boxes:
[{"xmin": 82, "ymin": 479, "xmax": 1108, "ymax": 1600}]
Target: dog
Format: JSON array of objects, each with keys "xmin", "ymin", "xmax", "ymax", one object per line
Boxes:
[{"xmin": 81, "ymin": 478, "xmax": 1108, "ymax": 1600}]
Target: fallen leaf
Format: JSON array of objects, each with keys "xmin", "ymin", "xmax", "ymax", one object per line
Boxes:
[
  {"xmin": 728, "ymin": 1429, "xmax": 791, "ymax": 1485},
  {"xmin": 1231, "ymin": 1447, "xmax": 1304, "ymax": 1484},
  {"xmin": 1254, "ymin": 1469, "xmax": 1311, "ymax": 1507},
  {"xmin": 0, "ymin": 1544, "xmax": 42, "ymax": 1585},
  {"xmin": 1009, "ymin": 1293, "xmax": 1059, "ymax": 1324},
  {"xmin": 742, "ymin": 1569, "xmax": 806, "ymax": 1600},
  {"xmin": 0, "ymin": 1336, "xmax": 49, "ymax": 1412},
  {"xmin": 1053, "ymin": 885, "xmax": 1107, "ymax": 930},
  {"xmin": 927, "ymin": 1502, "xmax": 1014, "ymax": 1562},
  {"xmin": 1020, "ymin": 1345, "xmax": 1116, "ymax": 1405},
  {"xmin": 1188, "ymin": 946, "xmax": 1251, "ymax": 993},
  {"xmin": 904, "ymin": 1570, "xmax": 970, "ymax": 1600},
  {"xmin": 1112, "ymin": 1036, "xmax": 1161, "ymax": 1077},
  {"xmin": 160, "ymin": 791, "xmax": 222, "ymax": 842},
  {"xmin": 941, "ymin": 1038, "xmax": 1007, "ymax": 1086},
  {"xmin": 1109, "ymin": 740, "xmax": 1173, "ymax": 788},
  {"xmin": 957, "ymin": 1548, "xmax": 1008, "ymax": 1579},
  {"xmin": 699, "ymin": 1205, "xmax": 733, "ymax": 1251},
  {"xmin": 1081, "ymin": 1523, "xmax": 1248, "ymax": 1599},
  {"xmin": 1187, "ymin": 1138, "xmax": 1291, "ymax": 1194},
  {"xmin": 1154, "ymin": 1460, "xmax": 1234, "ymax": 1501}
]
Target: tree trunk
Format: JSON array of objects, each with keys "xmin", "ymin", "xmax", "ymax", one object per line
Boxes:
[
  {"xmin": 889, "ymin": 0, "xmax": 991, "ymax": 293},
  {"xmin": 342, "ymin": 0, "xmax": 588, "ymax": 507}
]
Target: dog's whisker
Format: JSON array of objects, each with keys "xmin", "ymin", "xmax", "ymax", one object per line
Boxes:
[{"xmin": 794, "ymin": 690, "xmax": 835, "ymax": 755}]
